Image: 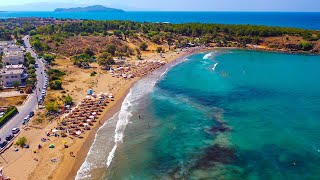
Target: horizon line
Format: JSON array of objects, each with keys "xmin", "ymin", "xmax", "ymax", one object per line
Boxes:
[{"xmin": 1, "ymin": 10, "xmax": 320, "ymax": 13}]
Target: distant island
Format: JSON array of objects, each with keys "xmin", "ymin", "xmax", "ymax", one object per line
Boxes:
[{"xmin": 54, "ymin": 5, "xmax": 124, "ymax": 13}]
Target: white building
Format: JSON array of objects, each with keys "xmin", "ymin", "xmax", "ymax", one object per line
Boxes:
[
  {"xmin": 0, "ymin": 41, "xmax": 15, "ymax": 54},
  {"xmin": 2, "ymin": 51, "xmax": 25, "ymax": 65},
  {"xmin": 0, "ymin": 65, "xmax": 28, "ymax": 87}
]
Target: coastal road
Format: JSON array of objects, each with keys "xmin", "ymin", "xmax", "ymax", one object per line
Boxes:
[{"xmin": 0, "ymin": 35, "xmax": 46, "ymax": 141}]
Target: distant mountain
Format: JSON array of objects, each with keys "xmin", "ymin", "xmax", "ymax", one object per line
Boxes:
[{"xmin": 54, "ymin": 5, "xmax": 124, "ymax": 13}]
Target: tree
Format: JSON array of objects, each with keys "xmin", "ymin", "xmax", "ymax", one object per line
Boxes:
[
  {"xmin": 300, "ymin": 42, "xmax": 313, "ymax": 51},
  {"xmin": 13, "ymin": 81, "xmax": 20, "ymax": 89},
  {"xmin": 156, "ymin": 47, "xmax": 163, "ymax": 53},
  {"xmin": 151, "ymin": 35, "xmax": 161, "ymax": 44},
  {"xmin": 43, "ymin": 54, "xmax": 56, "ymax": 65},
  {"xmin": 46, "ymin": 101, "xmax": 59, "ymax": 112},
  {"xmin": 140, "ymin": 42, "xmax": 148, "ymax": 51},
  {"xmin": 136, "ymin": 48, "xmax": 142, "ymax": 60},
  {"xmin": 63, "ymin": 95, "xmax": 74, "ymax": 105},
  {"xmin": 167, "ymin": 37, "xmax": 173, "ymax": 50},
  {"xmin": 49, "ymin": 80, "xmax": 62, "ymax": 90},
  {"xmin": 97, "ymin": 52, "xmax": 115, "ymax": 69},
  {"xmin": 113, "ymin": 30, "xmax": 123, "ymax": 39},
  {"xmin": 15, "ymin": 137, "xmax": 27, "ymax": 147},
  {"xmin": 84, "ymin": 48, "xmax": 95, "ymax": 57},
  {"xmin": 105, "ymin": 44, "xmax": 117, "ymax": 56}
]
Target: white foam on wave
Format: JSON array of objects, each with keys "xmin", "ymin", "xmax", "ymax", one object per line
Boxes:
[
  {"xmin": 203, "ymin": 52, "xmax": 214, "ymax": 59},
  {"xmin": 212, "ymin": 63, "xmax": 219, "ymax": 71},
  {"xmin": 75, "ymin": 113, "xmax": 119, "ymax": 180},
  {"xmin": 106, "ymin": 90, "xmax": 134, "ymax": 167}
]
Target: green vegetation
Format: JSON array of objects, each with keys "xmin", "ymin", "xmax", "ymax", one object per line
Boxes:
[
  {"xmin": 12, "ymin": 81, "xmax": 21, "ymax": 89},
  {"xmin": 90, "ymin": 71, "xmax": 97, "ymax": 76},
  {"xmin": 139, "ymin": 42, "xmax": 148, "ymax": 51},
  {"xmin": 25, "ymin": 52, "xmax": 37, "ymax": 89},
  {"xmin": 62, "ymin": 94, "xmax": 74, "ymax": 105},
  {"xmin": 97, "ymin": 52, "xmax": 115, "ymax": 69},
  {"xmin": 43, "ymin": 53, "xmax": 56, "ymax": 65},
  {"xmin": 48, "ymin": 69, "xmax": 66, "ymax": 80},
  {"xmin": 15, "ymin": 137, "xmax": 27, "ymax": 147},
  {"xmin": 0, "ymin": 107, "xmax": 18, "ymax": 127},
  {"xmin": 72, "ymin": 53, "xmax": 93, "ymax": 68},
  {"xmin": 50, "ymin": 80, "xmax": 62, "ymax": 90},
  {"xmin": 156, "ymin": 47, "xmax": 163, "ymax": 53},
  {"xmin": 105, "ymin": 44, "xmax": 117, "ymax": 56},
  {"xmin": 48, "ymin": 69, "xmax": 66, "ymax": 90},
  {"xmin": 46, "ymin": 101, "xmax": 59, "ymax": 112},
  {"xmin": 30, "ymin": 20, "xmax": 319, "ymax": 52},
  {"xmin": 300, "ymin": 42, "xmax": 314, "ymax": 51},
  {"xmin": 30, "ymin": 35, "xmax": 50, "ymax": 52},
  {"xmin": 84, "ymin": 48, "xmax": 95, "ymax": 57}
]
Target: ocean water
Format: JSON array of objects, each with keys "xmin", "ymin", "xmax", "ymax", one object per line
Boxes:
[
  {"xmin": 77, "ymin": 49, "xmax": 320, "ymax": 180},
  {"xmin": 0, "ymin": 12, "xmax": 320, "ymax": 30}
]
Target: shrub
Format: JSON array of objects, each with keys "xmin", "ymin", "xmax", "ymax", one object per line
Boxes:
[
  {"xmin": 156, "ymin": 47, "xmax": 163, "ymax": 53},
  {"xmin": 300, "ymin": 42, "xmax": 313, "ymax": 51},
  {"xmin": 151, "ymin": 35, "xmax": 161, "ymax": 44},
  {"xmin": 90, "ymin": 71, "xmax": 97, "ymax": 76},
  {"xmin": 46, "ymin": 102, "xmax": 59, "ymax": 112},
  {"xmin": 63, "ymin": 95, "xmax": 74, "ymax": 105},
  {"xmin": 15, "ymin": 137, "xmax": 27, "ymax": 147},
  {"xmin": 13, "ymin": 81, "xmax": 20, "ymax": 89},
  {"xmin": 49, "ymin": 80, "xmax": 62, "ymax": 90},
  {"xmin": 48, "ymin": 69, "xmax": 66, "ymax": 81},
  {"xmin": 139, "ymin": 42, "xmax": 148, "ymax": 51},
  {"xmin": 0, "ymin": 107, "xmax": 18, "ymax": 127},
  {"xmin": 84, "ymin": 48, "xmax": 95, "ymax": 57},
  {"xmin": 105, "ymin": 44, "xmax": 117, "ymax": 56}
]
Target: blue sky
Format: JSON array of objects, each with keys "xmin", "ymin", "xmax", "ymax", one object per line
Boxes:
[{"xmin": 0, "ymin": 0, "xmax": 320, "ymax": 12}]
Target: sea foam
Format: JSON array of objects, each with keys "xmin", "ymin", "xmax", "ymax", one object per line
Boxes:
[
  {"xmin": 212, "ymin": 63, "xmax": 219, "ymax": 71},
  {"xmin": 203, "ymin": 52, "xmax": 214, "ymax": 59}
]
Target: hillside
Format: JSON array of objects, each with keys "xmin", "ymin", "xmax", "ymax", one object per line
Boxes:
[{"xmin": 54, "ymin": 5, "xmax": 124, "ymax": 13}]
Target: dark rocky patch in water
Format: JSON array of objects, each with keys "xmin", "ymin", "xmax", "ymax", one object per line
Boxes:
[
  {"xmin": 210, "ymin": 124, "xmax": 231, "ymax": 134},
  {"xmin": 194, "ymin": 145, "xmax": 238, "ymax": 169}
]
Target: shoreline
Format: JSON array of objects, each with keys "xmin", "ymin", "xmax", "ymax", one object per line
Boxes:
[
  {"xmin": 55, "ymin": 47, "xmax": 211, "ymax": 180},
  {"xmin": 65, "ymin": 86, "xmax": 132, "ymax": 180}
]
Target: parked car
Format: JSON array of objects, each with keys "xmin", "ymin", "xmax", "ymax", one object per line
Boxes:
[
  {"xmin": 29, "ymin": 111, "xmax": 35, "ymax": 117},
  {"xmin": 23, "ymin": 116, "xmax": 30, "ymax": 124},
  {"xmin": 12, "ymin": 128, "xmax": 20, "ymax": 134},
  {"xmin": 5, "ymin": 134, "xmax": 14, "ymax": 141},
  {"xmin": 22, "ymin": 144, "xmax": 30, "ymax": 148},
  {"xmin": 35, "ymin": 64, "xmax": 39, "ymax": 68},
  {"xmin": 0, "ymin": 141, "xmax": 8, "ymax": 148}
]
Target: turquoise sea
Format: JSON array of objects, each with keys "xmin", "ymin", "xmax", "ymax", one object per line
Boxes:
[
  {"xmin": 76, "ymin": 50, "xmax": 320, "ymax": 180},
  {"xmin": 0, "ymin": 12, "xmax": 320, "ymax": 29}
]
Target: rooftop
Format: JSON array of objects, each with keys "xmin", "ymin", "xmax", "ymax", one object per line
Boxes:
[{"xmin": 1, "ymin": 68, "xmax": 24, "ymax": 75}]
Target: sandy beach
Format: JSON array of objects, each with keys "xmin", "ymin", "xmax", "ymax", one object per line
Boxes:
[{"xmin": 0, "ymin": 46, "xmax": 210, "ymax": 180}]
